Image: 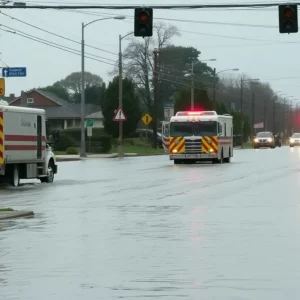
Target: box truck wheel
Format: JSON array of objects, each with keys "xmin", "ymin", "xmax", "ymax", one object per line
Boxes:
[
  {"xmin": 40, "ymin": 160, "xmax": 54, "ymax": 183},
  {"xmin": 10, "ymin": 165, "xmax": 20, "ymax": 187}
]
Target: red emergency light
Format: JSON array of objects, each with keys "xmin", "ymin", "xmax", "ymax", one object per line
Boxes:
[{"xmin": 187, "ymin": 111, "xmax": 202, "ymax": 115}]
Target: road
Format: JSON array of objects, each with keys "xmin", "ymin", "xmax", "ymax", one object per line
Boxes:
[{"xmin": 1, "ymin": 146, "xmax": 300, "ymax": 299}]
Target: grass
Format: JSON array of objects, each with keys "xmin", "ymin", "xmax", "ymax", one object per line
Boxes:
[
  {"xmin": 243, "ymin": 142, "xmax": 253, "ymax": 148},
  {"xmin": 0, "ymin": 208, "xmax": 14, "ymax": 212},
  {"xmin": 54, "ymin": 151, "xmax": 70, "ymax": 155},
  {"xmin": 110, "ymin": 144, "xmax": 165, "ymax": 155}
]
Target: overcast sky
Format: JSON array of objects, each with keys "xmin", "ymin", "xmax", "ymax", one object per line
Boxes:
[{"xmin": 0, "ymin": 0, "xmax": 299, "ymax": 104}]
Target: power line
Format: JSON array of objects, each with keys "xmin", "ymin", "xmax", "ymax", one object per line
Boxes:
[
  {"xmin": 0, "ymin": 11, "xmax": 118, "ymax": 56},
  {"xmin": 0, "ymin": 23, "xmax": 117, "ymax": 62},
  {"xmin": 0, "ymin": 27, "xmax": 116, "ymax": 65},
  {"xmin": 4, "ymin": 7, "xmax": 295, "ymax": 49},
  {"xmin": 0, "ymin": 3, "xmax": 292, "ymax": 9}
]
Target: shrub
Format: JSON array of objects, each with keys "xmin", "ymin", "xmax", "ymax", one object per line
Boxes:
[
  {"xmin": 62, "ymin": 127, "xmax": 106, "ymax": 141},
  {"xmin": 66, "ymin": 147, "xmax": 78, "ymax": 154},
  {"xmin": 124, "ymin": 138, "xmax": 135, "ymax": 146},
  {"xmin": 55, "ymin": 134, "xmax": 77, "ymax": 151},
  {"xmin": 85, "ymin": 135, "xmax": 112, "ymax": 153}
]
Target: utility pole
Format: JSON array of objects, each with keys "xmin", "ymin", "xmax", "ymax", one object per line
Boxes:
[
  {"xmin": 290, "ymin": 100, "xmax": 293, "ymax": 135},
  {"xmin": 284, "ymin": 99, "xmax": 287, "ymax": 136},
  {"xmin": 272, "ymin": 99, "xmax": 276, "ymax": 133},
  {"xmin": 153, "ymin": 48, "xmax": 159, "ymax": 149},
  {"xmin": 80, "ymin": 22, "xmax": 86, "ymax": 157},
  {"xmin": 213, "ymin": 68, "xmax": 216, "ymax": 111},
  {"xmin": 263, "ymin": 98, "xmax": 267, "ymax": 131},
  {"xmin": 118, "ymin": 34, "xmax": 124, "ymax": 158},
  {"xmin": 252, "ymin": 91, "xmax": 255, "ymax": 137},
  {"xmin": 240, "ymin": 78, "xmax": 244, "ymax": 149},
  {"xmin": 191, "ymin": 61, "xmax": 195, "ymax": 111}
]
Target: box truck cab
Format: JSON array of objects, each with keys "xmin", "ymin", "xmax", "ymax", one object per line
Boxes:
[{"xmin": 0, "ymin": 104, "xmax": 58, "ymax": 186}]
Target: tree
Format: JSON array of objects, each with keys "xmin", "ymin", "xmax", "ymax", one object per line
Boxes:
[
  {"xmin": 173, "ymin": 84, "xmax": 212, "ymax": 113},
  {"xmin": 101, "ymin": 76, "xmax": 141, "ymax": 138},
  {"xmin": 58, "ymin": 71, "xmax": 104, "ymax": 96},
  {"xmin": 40, "ymin": 82, "xmax": 70, "ymax": 101},
  {"xmin": 72, "ymin": 83, "xmax": 106, "ymax": 105},
  {"xmin": 158, "ymin": 45, "xmax": 217, "ymax": 120},
  {"xmin": 111, "ymin": 22, "xmax": 180, "ymax": 114}
]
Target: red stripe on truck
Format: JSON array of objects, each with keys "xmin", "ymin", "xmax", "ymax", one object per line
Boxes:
[
  {"xmin": 5, "ymin": 145, "xmax": 46, "ymax": 151},
  {"xmin": 5, "ymin": 135, "xmax": 46, "ymax": 141}
]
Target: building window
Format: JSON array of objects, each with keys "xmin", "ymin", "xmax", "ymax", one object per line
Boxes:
[{"xmin": 27, "ymin": 98, "xmax": 34, "ymax": 104}]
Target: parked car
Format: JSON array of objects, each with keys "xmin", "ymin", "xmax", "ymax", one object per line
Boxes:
[
  {"xmin": 289, "ymin": 133, "xmax": 300, "ymax": 147},
  {"xmin": 253, "ymin": 131, "xmax": 275, "ymax": 149}
]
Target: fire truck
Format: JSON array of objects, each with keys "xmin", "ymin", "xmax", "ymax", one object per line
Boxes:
[
  {"xmin": 0, "ymin": 104, "xmax": 58, "ymax": 186},
  {"xmin": 161, "ymin": 111, "xmax": 233, "ymax": 164}
]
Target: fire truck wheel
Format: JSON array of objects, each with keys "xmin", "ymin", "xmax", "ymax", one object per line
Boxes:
[
  {"xmin": 40, "ymin": 161, "xmax": 54, "ymax": 183},
  {"xmin": 10, "ymin": 165, "xmax": 20, "ymax": 187}
]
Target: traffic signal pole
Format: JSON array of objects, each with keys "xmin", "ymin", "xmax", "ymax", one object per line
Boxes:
[{"xmin": 153, "ymin": 48, "xmax": 159, "ymax": 149}]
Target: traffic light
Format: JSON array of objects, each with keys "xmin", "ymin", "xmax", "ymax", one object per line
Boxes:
[
  {"xmin": 278, "ymin": 4, "xmax": 298, "ymax": 33},
  {"xmin": 134, "ymin": 8, "xmax": 153, "ymax": 37}
]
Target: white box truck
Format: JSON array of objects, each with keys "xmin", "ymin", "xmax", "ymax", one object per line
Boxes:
[{"xmin": 0, "ymin": 104, "xmax": 58, "ymax": 186}]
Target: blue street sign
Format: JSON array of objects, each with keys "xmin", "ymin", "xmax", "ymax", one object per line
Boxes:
[
  {"xmin": 2, "ymin": 67, "xmax": 27, "ymax": 77},
  {"xmin": 164, "ymin": 103, "xmax": 174, "ymax": 109}
]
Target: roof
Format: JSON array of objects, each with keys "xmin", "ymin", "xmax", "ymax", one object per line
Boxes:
[
  {"xmin": 9, "ymin": 88, "xmax": 101, "ymax": 118},
  {"xmin": 86, "ymin": 110, "xmax": 103, "ymax": 119}
]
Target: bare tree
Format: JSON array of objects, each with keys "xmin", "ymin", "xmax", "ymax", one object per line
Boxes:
[{"xmin": 110, "ymin": 22, "xmax": 180, "ymax": 111}]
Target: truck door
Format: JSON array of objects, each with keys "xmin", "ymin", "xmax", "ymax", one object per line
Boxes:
[
  {"xmin": 162, "ymin": 122, "xmax": 170, "ymax": 153},
  {"xmin": 37, "ymin": 115, "xmax": 42, "ymax": 159}
]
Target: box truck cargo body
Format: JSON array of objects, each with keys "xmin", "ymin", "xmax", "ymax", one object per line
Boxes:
[{"xmin": 0, "ymin": 105, "xmax": 57, "ymax": 186}]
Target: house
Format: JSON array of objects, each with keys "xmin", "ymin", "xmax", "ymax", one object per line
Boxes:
[{"xmin": 7, "ymin": 89, "xmax": 104, "ymax": 130}]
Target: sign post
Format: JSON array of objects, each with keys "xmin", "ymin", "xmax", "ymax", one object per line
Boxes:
[
  {"xmin": 86, "ymin": 119, "xmax": 93, "ymax": 153},
  {"xmin": 113, "ymin": 108, "xmax": 127, "ymax": 158},
  {"xmin": 0, "ymin": 78, "xmax": 5, "ymax": 96},
  {"xmin": 141, "ymin": 113, "xmax": 153, "ymax": 151}
]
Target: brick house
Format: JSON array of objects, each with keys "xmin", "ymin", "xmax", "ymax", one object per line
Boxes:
[{"xmin": 7, "ymin": 89, "xmax": 104, "ymax": 130}]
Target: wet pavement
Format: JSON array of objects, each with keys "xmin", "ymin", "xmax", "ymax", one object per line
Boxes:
[{"xmin": 1, "ymin": 146, "xmax": 300, "ymax": 299}]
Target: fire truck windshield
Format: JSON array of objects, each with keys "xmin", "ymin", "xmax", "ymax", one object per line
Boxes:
[{"xmin": 170, "ymin": 121, "xmax": 217, "ymax": 137}]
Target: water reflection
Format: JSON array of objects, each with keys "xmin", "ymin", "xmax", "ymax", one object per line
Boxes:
[{"xmin": 1, "ymin": 152, "xmax": 300, "ymax": 299}]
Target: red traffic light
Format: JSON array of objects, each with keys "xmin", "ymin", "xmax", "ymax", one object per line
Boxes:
[
  {"xmin": 138, "ymin": 11, "xmax": 149, "ymax": 21},
  {"xmin": 284, "ymin": 7, "xmax": 294, "ymax": 18}
]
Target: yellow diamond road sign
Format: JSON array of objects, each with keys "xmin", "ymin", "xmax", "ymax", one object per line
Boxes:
[
  {"xmin": 0, "ymin": 78, "xmax": 5, "ymax": 96},
  {"xmin": 142, "ymin": 113, "xmax": 152, "ymax": 126}
]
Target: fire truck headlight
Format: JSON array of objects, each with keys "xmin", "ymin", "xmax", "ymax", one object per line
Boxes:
[
  {"xmin": 209, "ymin": 148, "xmax": 214, "ymax": 153},
  {"xmin": 172, "ymin": 149, "xmax": 178, "ymax": 153}
]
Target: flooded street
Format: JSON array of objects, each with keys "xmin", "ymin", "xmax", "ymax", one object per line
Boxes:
[{"xmin": 1, "ymin": 147, "xmax": 300, "ymax": 299}]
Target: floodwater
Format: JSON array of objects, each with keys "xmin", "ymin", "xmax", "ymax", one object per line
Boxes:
[{"xmin": 1, "ymin": 147, "xmax": 300, "ymax": 299}]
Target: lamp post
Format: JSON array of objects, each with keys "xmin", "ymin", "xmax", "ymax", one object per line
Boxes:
[
  {"xmin": 190, "ymin": 59, "xmax": 216, "ymax": 110},
  {"xmin": 240, "ymin": 78, "xmax": 260, "ymax": 148},
  {"xmin": 212, "ymin": 68, "xmax": 239, "ymax": 110},
  {"xmin": 118, "ymin": 31, "xmax": 134, "ymax": 158},
  {"xmin": 80, "ymin": 15, "xmax": 125, "ymax": 157}
]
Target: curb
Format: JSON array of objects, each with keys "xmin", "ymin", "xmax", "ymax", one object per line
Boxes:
[{"xmin": 0, "ymin": 210, "xmax": 34, "ymax": 220}]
